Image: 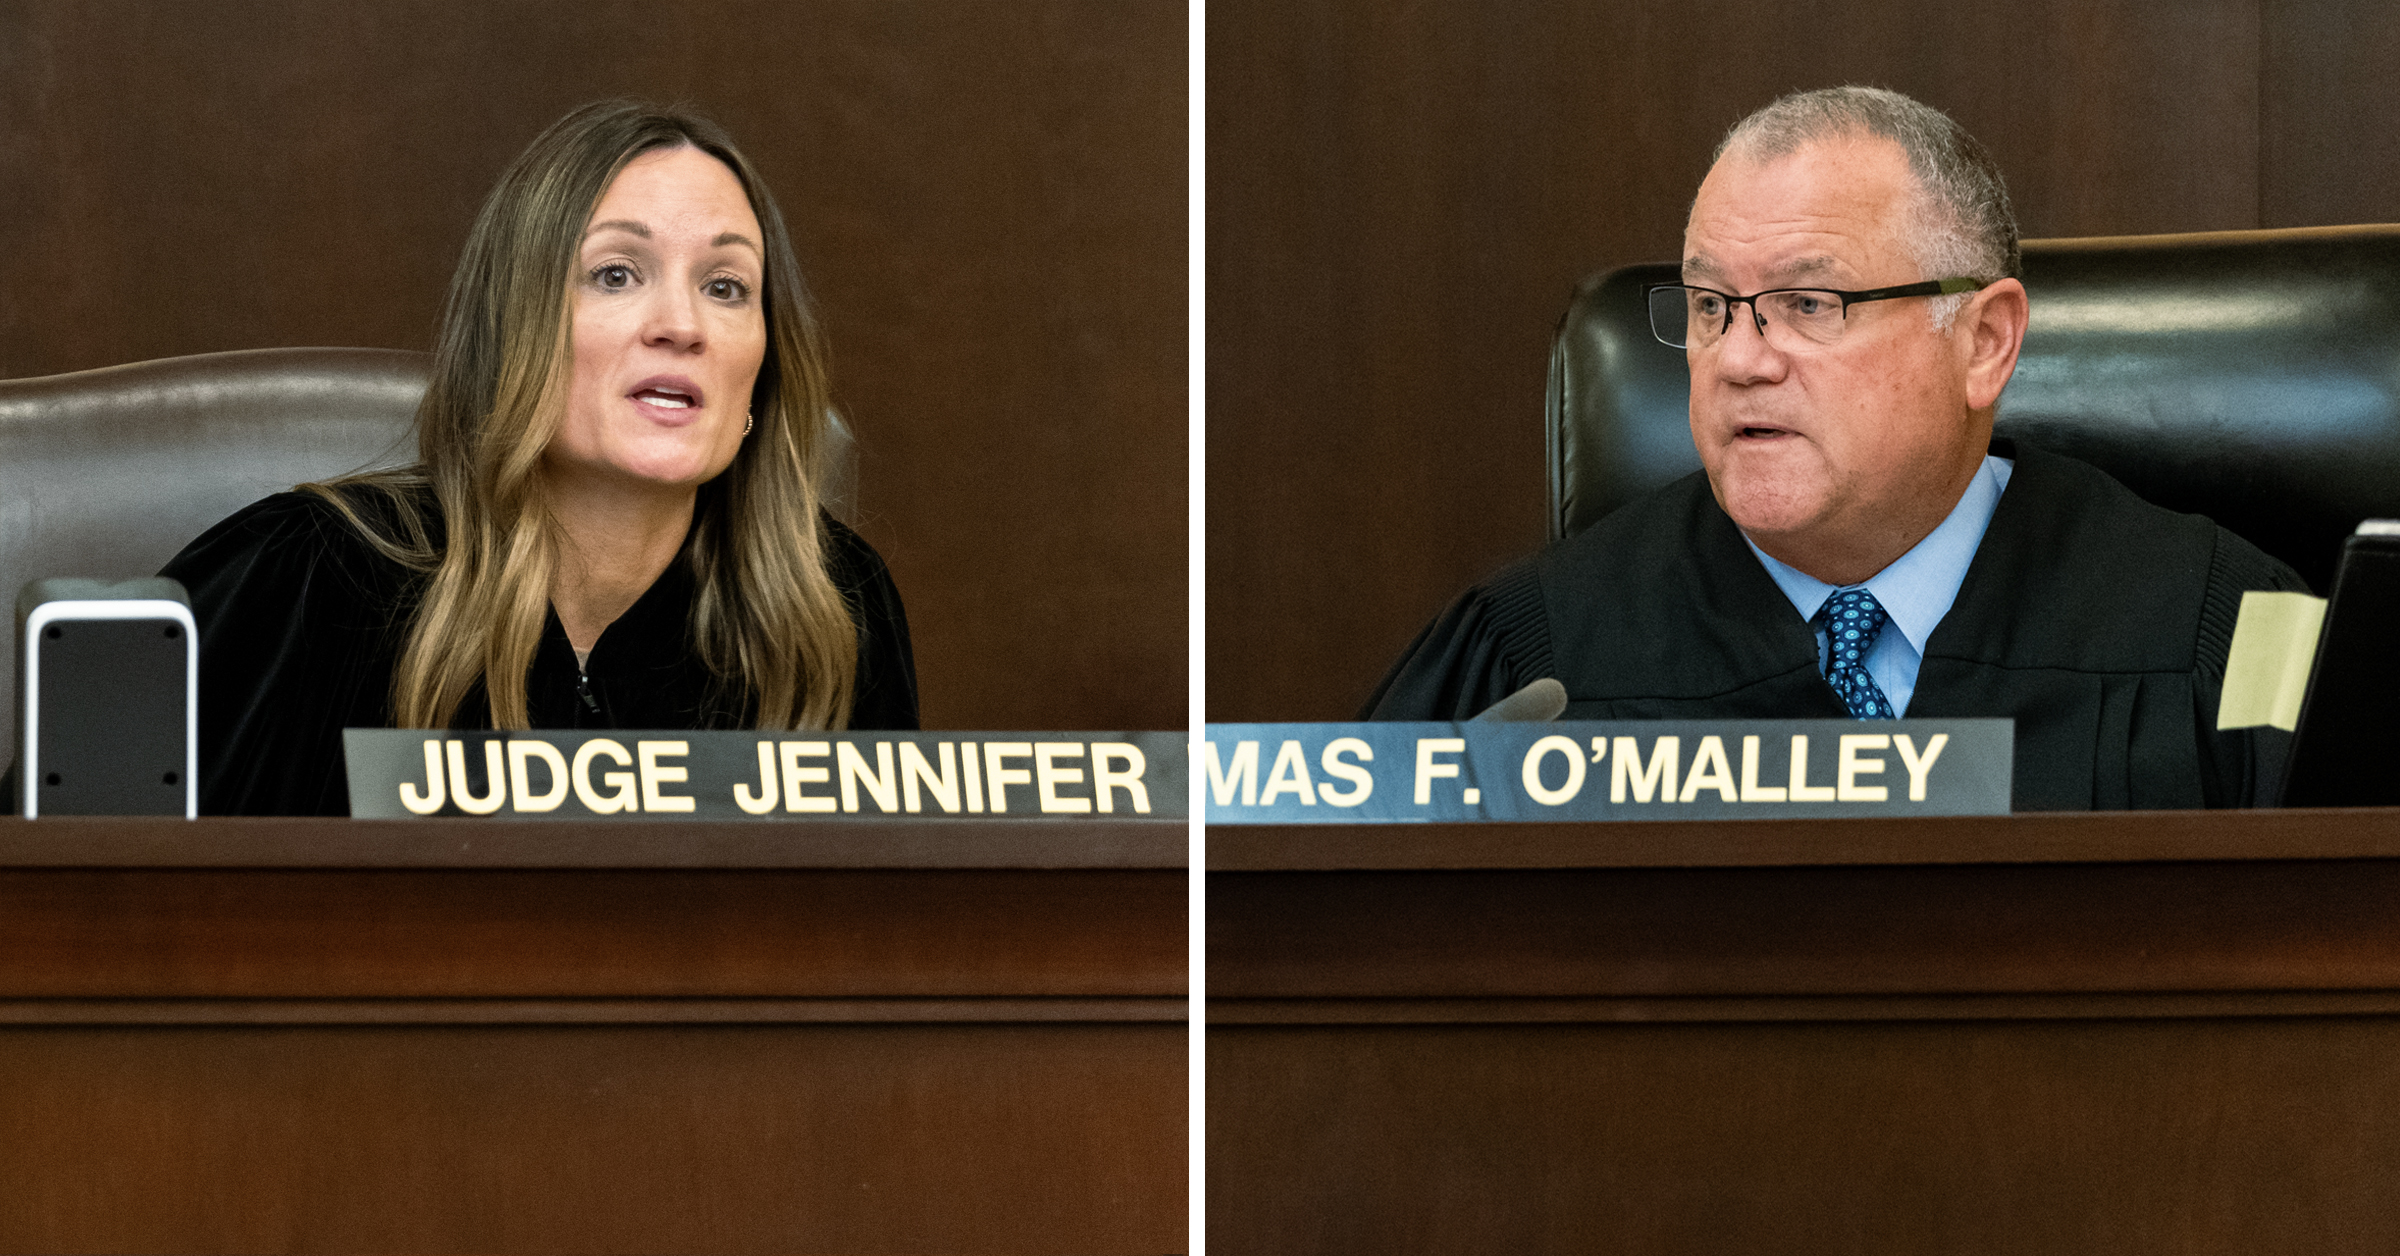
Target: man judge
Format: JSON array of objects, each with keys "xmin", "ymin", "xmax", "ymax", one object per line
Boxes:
[{"xmin": 1365, "ymin": 86, "xmax": 2305, "ymax": 809}]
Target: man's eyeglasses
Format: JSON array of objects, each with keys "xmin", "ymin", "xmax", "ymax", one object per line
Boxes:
[{"xmin": 1645, "ymin": 278, "xmax": 1990, "ymax": 350}]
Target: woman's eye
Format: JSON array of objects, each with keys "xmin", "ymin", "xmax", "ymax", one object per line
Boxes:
[
  {"xmin": 592, "ymin": 264, "xmax": 635, "ymax": 290},
  {"xmin": 705, "ymin": 277, "xmax": 751, "ymax": 301}
]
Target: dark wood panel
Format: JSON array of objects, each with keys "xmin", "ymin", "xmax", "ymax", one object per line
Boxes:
[
  {"xmin": 0, "ymin": 996, "xmax": 1184, "ymax": 1024},
  {"xmin": 2262, "ymin": 0, "xmax": 2400, "ymax": 226},
  {"xmin": 1211, "ymin": 1018, "xmax": 2400, "ymax": 1255},
  {"xmin": 0, "ymin": 1023, "xmax": 1184, "ymax": 1254},
  {"xmin": 0, "ymin": 815, "xmax": 1185, "ymax": 868},
  {"xmin": 0, "ymin": 0, "xmax": 1185, "ymax": 732},
  {"xmin": 0, "ymin": 867, "xmax": 1183, "ymax": 998},
  {"xmin": 1207, "ymin": 0, "xmax": 2263, "ymax": 720},
  {"xmin": 1211, "ymin": 990, "xmax": 2400, "ymax": 1024},
  {"xmin": 1211, "ymin": 860, "xmax": 2400, "ymax": 1000},
  {"xmin": 1208, "ymin": 812, "xmax": 2400, "ymax": 1251},
  {"xmin": 0, "ymin": 820, "xmax": 1186, "ymax": 1249},
  {"xmin": 1208, "ymin": 808, "xmax": 2400, "ymax": 870}
]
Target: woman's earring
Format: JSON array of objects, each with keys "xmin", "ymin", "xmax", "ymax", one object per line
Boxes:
[{"xmin": 743, "ymin": 408, "xmax": 754, "ymax": 437}]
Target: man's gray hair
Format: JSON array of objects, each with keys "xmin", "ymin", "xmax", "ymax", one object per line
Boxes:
[{"xmin": 1715, "ymin": 86, "xmax": 2018, "ymax": 329}]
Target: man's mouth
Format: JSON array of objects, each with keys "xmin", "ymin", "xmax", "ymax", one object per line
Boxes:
[{"xmin": 1736, "ymin": 425, "xmax": 1792, "ymax": 439}]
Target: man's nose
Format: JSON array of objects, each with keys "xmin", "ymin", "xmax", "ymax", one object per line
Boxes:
[{"xmin": 1711, "ymin": 299, "xmax": 1785, "ymax": 380}]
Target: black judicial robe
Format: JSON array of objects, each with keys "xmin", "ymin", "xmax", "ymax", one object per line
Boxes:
[
  {"xmin": 160, "ymin": 490, "xmax": 919, "ymax": 817},
  {"xmin": 1364, "ymin": 443, "xmax": 2308, "ymax": 810}
]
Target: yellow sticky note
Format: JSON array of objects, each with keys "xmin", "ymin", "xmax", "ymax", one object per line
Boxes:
[{"xmin": 2216, "ymin": 590, "xmax": 2329, "ymax": 731}]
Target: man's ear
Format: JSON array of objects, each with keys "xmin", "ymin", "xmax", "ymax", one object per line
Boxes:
[{"xmin": 1960, "ymin": 277, "xmax": 2029, "ymax": 411}]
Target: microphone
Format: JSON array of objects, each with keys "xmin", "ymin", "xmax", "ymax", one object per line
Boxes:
[{"xmin": 1469, "ymin": 677, "xmax": 1567, "ymax": 723}]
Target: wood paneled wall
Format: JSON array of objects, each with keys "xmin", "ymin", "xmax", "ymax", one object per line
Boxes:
[
  {"xmin": 0, "ymin": 0, "xmax": 1186, "ymax": 732},
  {"xmin": 1207, "ymin": 0, "xmax": 2397, "ymax": 719}
]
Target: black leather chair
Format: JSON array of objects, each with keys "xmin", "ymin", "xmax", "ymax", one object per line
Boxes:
[
  {"xmin": 1547, "ymin": 224, "xmax": 2400, "ymax": 595},
  {"xmin": 0, "ymin": 347, "xmax": 856, "ymax": 771}
]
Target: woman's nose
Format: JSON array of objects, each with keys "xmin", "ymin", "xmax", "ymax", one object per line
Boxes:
[{"xmin": 641, "ymin": 285, "xmax": 706, "ymax": 351}]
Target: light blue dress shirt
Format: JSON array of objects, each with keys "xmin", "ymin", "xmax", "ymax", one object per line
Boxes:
[{"xmin": 1742, "ymin": 455, "xmax": 2013, "ymax": 716}]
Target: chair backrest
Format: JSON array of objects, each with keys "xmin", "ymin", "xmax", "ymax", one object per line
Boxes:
[
  {"xmin": 0, "ymin": 346, "xmax": 858, "ymax": 770},
  {"xmin": 0, "ymin": 348, "xmax": 426, "ymax": 768},
  {"xmin": 1547, "ymin": 224, "xmax": 2400, "ymax": 596}
]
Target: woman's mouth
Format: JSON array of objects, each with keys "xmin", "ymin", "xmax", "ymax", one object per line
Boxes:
[{"xmin": 628, "ymin": 377, "xmax": 705, "ymax": 415}]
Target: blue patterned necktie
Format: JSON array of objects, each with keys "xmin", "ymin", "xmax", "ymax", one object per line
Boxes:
[{"xmin": 1815, "ymin": 587, "xmax": 1896, "ymax": 719}]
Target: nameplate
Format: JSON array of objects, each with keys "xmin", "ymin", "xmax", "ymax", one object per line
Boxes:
[
  {"xmin": 1202, "ymin": 720, "xmax": 2012, "ymax": 822},
  {"xmin": 343, "ymin": 730, "xmax": 1188, "ymax": 820}
]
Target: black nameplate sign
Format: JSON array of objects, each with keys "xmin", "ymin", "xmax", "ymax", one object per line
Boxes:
[
  {"xmin": 344, "ymin": 729, "xmax": 1187, "ymax": 820},
  {"xmin": 1203, "ymin": 720, "xmax": 2013, "ymax": 822}
]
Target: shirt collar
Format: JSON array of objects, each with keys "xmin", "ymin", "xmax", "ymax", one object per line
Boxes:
[{"xmin": 1742, "ymin": 454, "xmax": 2013, "ymax": 654}]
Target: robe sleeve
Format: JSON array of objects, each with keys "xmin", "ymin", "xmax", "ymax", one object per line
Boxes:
[
  {"xmin": 823, "ymin": 516, "xmax": 920, "ymax": 731},
  {"xmin": 2193, "ymin": 529, "xmax": 2313, "ymax": 807},
  {"xmin": 159, "ymin": 493, "xmax": 411, "ymax": 817},
  {"xmin": 1359, "ymin": 563, "xmax": 1550, "ymax": 721}
]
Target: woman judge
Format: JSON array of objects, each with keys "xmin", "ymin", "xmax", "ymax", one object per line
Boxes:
[{"xmin": 163, "ymin": 100, "xmax": 918, "ymax": 816}]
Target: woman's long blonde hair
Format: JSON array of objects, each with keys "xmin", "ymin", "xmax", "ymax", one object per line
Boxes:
[{"xmin": 308, "ymin": 100, "xmax": 859, "ymax": 731}]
